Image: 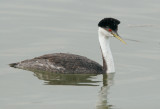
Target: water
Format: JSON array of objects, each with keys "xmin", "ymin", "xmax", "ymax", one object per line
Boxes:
[{"xmin": 0, "ymin": 0, "xmax": 160, "ymax": 109}]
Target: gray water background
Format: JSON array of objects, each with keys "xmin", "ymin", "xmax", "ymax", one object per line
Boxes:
[{"xmin": 0, "ymin": 0, "xmax": 160, "ymax": 109}]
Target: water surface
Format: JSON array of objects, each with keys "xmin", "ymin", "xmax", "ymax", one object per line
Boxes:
[{"xmin": 0, "ymin": 0, "xmax": 160, "ymax": 109}]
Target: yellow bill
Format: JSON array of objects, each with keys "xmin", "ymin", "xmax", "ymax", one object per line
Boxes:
[{"xmin": 111, "ymin": 32, "xmax": 126, "ymax": 44}]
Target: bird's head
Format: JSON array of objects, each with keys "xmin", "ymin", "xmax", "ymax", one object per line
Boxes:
[{"xmin": 98, "ymin": 18, "xmax": 126, "ymax": 44}]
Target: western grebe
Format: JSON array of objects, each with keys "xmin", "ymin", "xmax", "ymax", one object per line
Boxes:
[{"xmin": 10, "ymin": 18, "xmax": 126, "ymax": 74}]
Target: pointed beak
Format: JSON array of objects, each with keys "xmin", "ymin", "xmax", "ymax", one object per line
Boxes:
[{"xmin": 111, "ymin": 31, "xmax": 126, "ymax": 44}]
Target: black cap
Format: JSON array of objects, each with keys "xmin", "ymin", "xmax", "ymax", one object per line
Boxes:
[{"xmin": 98, "ymin": 18, "xmax": 120, "ymax": 31}]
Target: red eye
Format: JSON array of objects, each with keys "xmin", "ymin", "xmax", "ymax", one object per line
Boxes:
[{"xmin": 108, "ymin": 29, "xmax": 112, "ymax": 32}]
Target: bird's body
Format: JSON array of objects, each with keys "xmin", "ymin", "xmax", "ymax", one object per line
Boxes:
[
  {"xmin": 11, "ymin": 53, "xmax": 103, "ymax": 74},
  {"xmin": 10, "ymin": 18, "xmax": 125, "ymax": 74}
]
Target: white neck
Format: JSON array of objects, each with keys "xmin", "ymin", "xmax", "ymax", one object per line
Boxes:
[{"xmin": 98, "ymin": 27, "xmax": 115, "ymax": 73}]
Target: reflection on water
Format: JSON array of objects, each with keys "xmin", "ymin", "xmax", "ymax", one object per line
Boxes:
[
  {"xmin": 33, "ymin": 70, "xmax": 115, "ymax": 109},
  {"xmin": 33, "ymin": 71, "xmax": 101, "ymax": 86},
  {"xmin": 96, "ymin": 74, "xmax": 115, "ymax": 109}
]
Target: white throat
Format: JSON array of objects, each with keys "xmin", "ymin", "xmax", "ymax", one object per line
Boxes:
[{"xmin": 98, "ymin": 27, "xmax": 115, "ymax": 73}]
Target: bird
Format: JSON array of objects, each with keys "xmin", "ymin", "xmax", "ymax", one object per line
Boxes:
[{"xmin": 9, "ymin": 18, "xmax": 126, "ymax": 74}]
